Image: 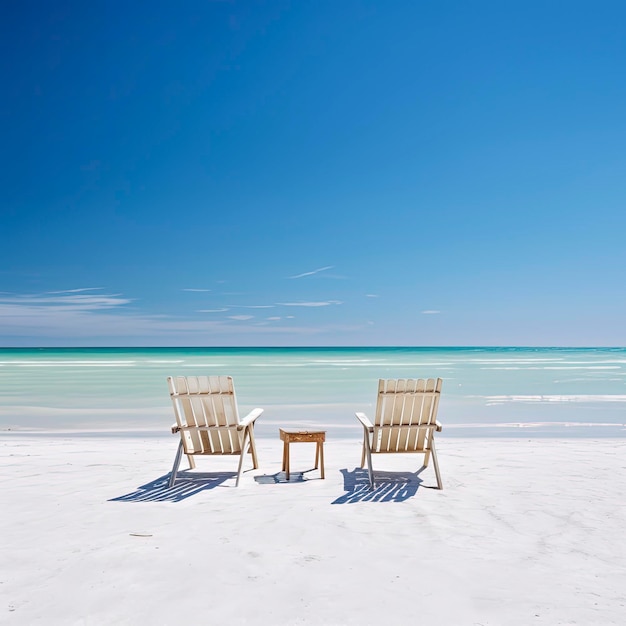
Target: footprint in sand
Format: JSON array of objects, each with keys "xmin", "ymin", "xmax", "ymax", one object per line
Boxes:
[{"xmin": 302, "ymin": 555, "xmax": 320, "ymax": 563}]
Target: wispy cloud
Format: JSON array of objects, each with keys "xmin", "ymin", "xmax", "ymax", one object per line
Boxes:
[
  {"xmin": 0, "ymin": 291, "xmax": 359, "ymax": 343},
  {"xmin": 289, "ymin": 266, "xmax": 334, "ymax": 279},
  {"xmin": 0, "ymin": 291, "xmax": 134, "ymax": 336},
  {"xmin": 46, "ymin": 287, "xmax": 104, "ymax": 294},
  {"xmin": 0, "ymin": 292, "xmax": 131, "ymax": 311},
  {"xmin": 198, "ymin": 308, "xmax": 229, "ymax": 313},
  {"xmin": 422, "ymin": 310, "xmax": 441, "ymax": 314},
  {"xmin": 229, "ymin": 305, "xmax": 275, "ymax": 309},
  {"xmin": 182, "ymin": 288, "xmax": 211, "ymax": 292},
  {"xmin": 366, "ymin": 294, "xmax": 379, "ymax": 298},
  {"xmin": 277, "ymin": 300, "xmax": 342, "ymax": 307}
]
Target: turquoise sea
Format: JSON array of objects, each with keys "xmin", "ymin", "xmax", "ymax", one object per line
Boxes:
[{"xmin": 0, "ymin": 347, "xmax": 625, "ymax": 438}]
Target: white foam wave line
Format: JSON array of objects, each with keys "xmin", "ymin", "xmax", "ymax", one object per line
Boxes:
[
  {"xmin": 540, "ymin": 360, "xmax": 626, "ymax": 365},
  {"xmin": 579, "ymin": 359, "xmax": 624, "ymax": 363},
  {"xmin": 324, "ymin": 363, "xmax": 401, "ymax": 367},
  {"xmin": 311, "ymin": 359, "xmax": 385, "ymax": 364},
  {"xmin": 259, "ymin": 420, "xmax": 358, "ymax": 429},
  {"xmin": 468, "ymin": 359, "xmax": 565, "ymax": 363},
  {"xmin": 245, "ymin": 363, "xmax": 311, "ymax": 367},
  {"xmin": 0, "ymin": 427, "xmax": 169, "ymax": 435},
  {"xmin": 0, "ymin": 360, "xmax": 137, "ymax": 364},
  {"xmin": 0, "ymin": 362, "xmax": 137, "ymax": 367},
  {"xmin": 474, "ymin": 359, "xmax": 626, "ymax": 365},
  {"xmin": 146, "ymin": 360, "xmax": 185, "ymax": 364},
  {"xmin": 546, "ymin": 366, "xmax": 623, "ymax": 370},
  {"xmin": 293, "ymin": 362, "xmax": 379, "ymax": 367},
  {"xmin": 180, "ymin": 363, "xmax": 228, "ymax": 367},
  {"xmin": 552, "ymin": 379, "xmax": 606, "ymax": 383},
  {"xmin": 482, "ymin": 395, "xmax": 626, "ymax": 404},
  {"xmin": 385, "ymin": 362, "xmax": 458, "ymax": 366},
  {"xmin": 447, "ymin": 422, "xmax": 626, "ymax": 429},
  {"xmin": 310, "ymin": 360, "xmax": 456, "ymax": 366},
  {"xmin": 9, "ymin": 362, "xmax": 135, "ymax": 368},
  {"xmin": 239, "ymin": 359, "xmax": 458, "ymax": 367},
  {"xmin": 481, "ymin": 366, "xmax": 621, "ymax": 370},
  {"xmin": 250, "ymin": 402, "xmax": 361, "ymax": 410},
  {"xmin": 0, "ymin": 406, "xmax": 169, "ymax": 416}
]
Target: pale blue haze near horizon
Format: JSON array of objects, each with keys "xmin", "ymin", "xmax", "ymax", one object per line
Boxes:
[
  {"xmin": 1, "ymin": 1, "xmax": 626, "ymax": 347},
  {"xmin": 1, "ymin": 347, "xmax": 625, "ymax": 438}
]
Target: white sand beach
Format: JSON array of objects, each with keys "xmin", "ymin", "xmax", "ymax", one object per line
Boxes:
[{"xmin": 2, "ymin": 435, "xmax": 625, "ymax": 625}]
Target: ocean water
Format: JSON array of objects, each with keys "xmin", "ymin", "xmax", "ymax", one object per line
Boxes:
[{"xmin": 0, "ymin": 347, "xmax": 625, "ymax": 438}]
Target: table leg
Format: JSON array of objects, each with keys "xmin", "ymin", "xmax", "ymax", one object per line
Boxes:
[
  {"xmin": 285, "ymin": 441, "xmax": 290, "ymax": 480},
  {"xmin": 319, "ymin": 442, "xmax": 325, "ymax": 479}
]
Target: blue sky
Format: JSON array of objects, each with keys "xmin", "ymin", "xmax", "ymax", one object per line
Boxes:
[{"xmin": 1, "ymin": 0, "xmax": 625, "ymax": 346}]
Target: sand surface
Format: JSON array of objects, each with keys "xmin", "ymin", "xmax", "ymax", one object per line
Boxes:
[{"xmin": 2, "ymin": 434, "xmax": 625, "ymax": 625}]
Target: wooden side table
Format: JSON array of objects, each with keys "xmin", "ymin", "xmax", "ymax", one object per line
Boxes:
[{"xmin": 279, "ymin": 429, "xmax": 326, "ymax": 480}]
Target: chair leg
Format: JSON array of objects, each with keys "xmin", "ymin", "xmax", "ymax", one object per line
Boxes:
[
  {"xmin": 235, "ymin": 429, "xmax": 249, "ymax": 487},
  {"xmin": 423, "ymin": 449, "xmax": 431, "ymax": 468},
  {"xmin": 430, "ymin": 438, "xmax": 443, "ymax": 490},
  {"xmin": 363, "ymin": 427, "xmax": 374, "ymax": 489},
  {"xmin": 248, "ymin": 425, "xmax": 259, "ymax": 469},
  {"xmin": 169, "ymin": 440, "xmax": 184, "ymax": 488},
  {"xmin": 187, "ymin": 455, "xmax": 196, "ymax": 469},
  {"xmin": 360, "ymin": 440, "xmax": 366, "ymax": 468}
]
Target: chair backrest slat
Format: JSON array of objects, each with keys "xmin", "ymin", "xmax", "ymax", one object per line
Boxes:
[
  {"xmin": 372, "ymin": 378, "xmax": 442, "ymax": 453},
  {"xmin": 168, "ymin": 375, "xmax": 241, "ymax": 455}
]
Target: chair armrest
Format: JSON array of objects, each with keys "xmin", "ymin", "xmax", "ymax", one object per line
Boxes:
[
  {"xmin": 171, "ymin": 423, "xmax": 180, "ymax": 434},
  {"xmin": 355, "ymin": 412, "xmax": 374, "ymax": 433},
  {"xmin": 238, "ymin": 408, "xmax": 264, "ymax": 429},
  {"xmin": 435, "ymin": 421, "xmax": 442, "ymax": 432}
]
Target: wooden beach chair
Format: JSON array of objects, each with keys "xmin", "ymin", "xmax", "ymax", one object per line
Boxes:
[
  {"xmin": 356, "ymin": 378, "xmax": 444, "ymax": 489},
  {"xmin": 167, "ymin": 376, "xmax": 263, "ymax": 487}
]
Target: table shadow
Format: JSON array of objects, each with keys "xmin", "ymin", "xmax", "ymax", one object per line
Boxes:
[{"xmin": 254, "ymin": 470, "xmax": 309, "ymax": 485}]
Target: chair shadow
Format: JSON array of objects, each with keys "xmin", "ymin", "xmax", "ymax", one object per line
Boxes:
[
  {"xmin": 254, "ymin": 470, "xmax": 311, "ymax": 485},
  {"xmin": 110, "ymin": 471, "xmax": 236, "ymax": 503},
  {"xmin": 332, "ymin": 467, "xmax": 425, "ymax": 504}
]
